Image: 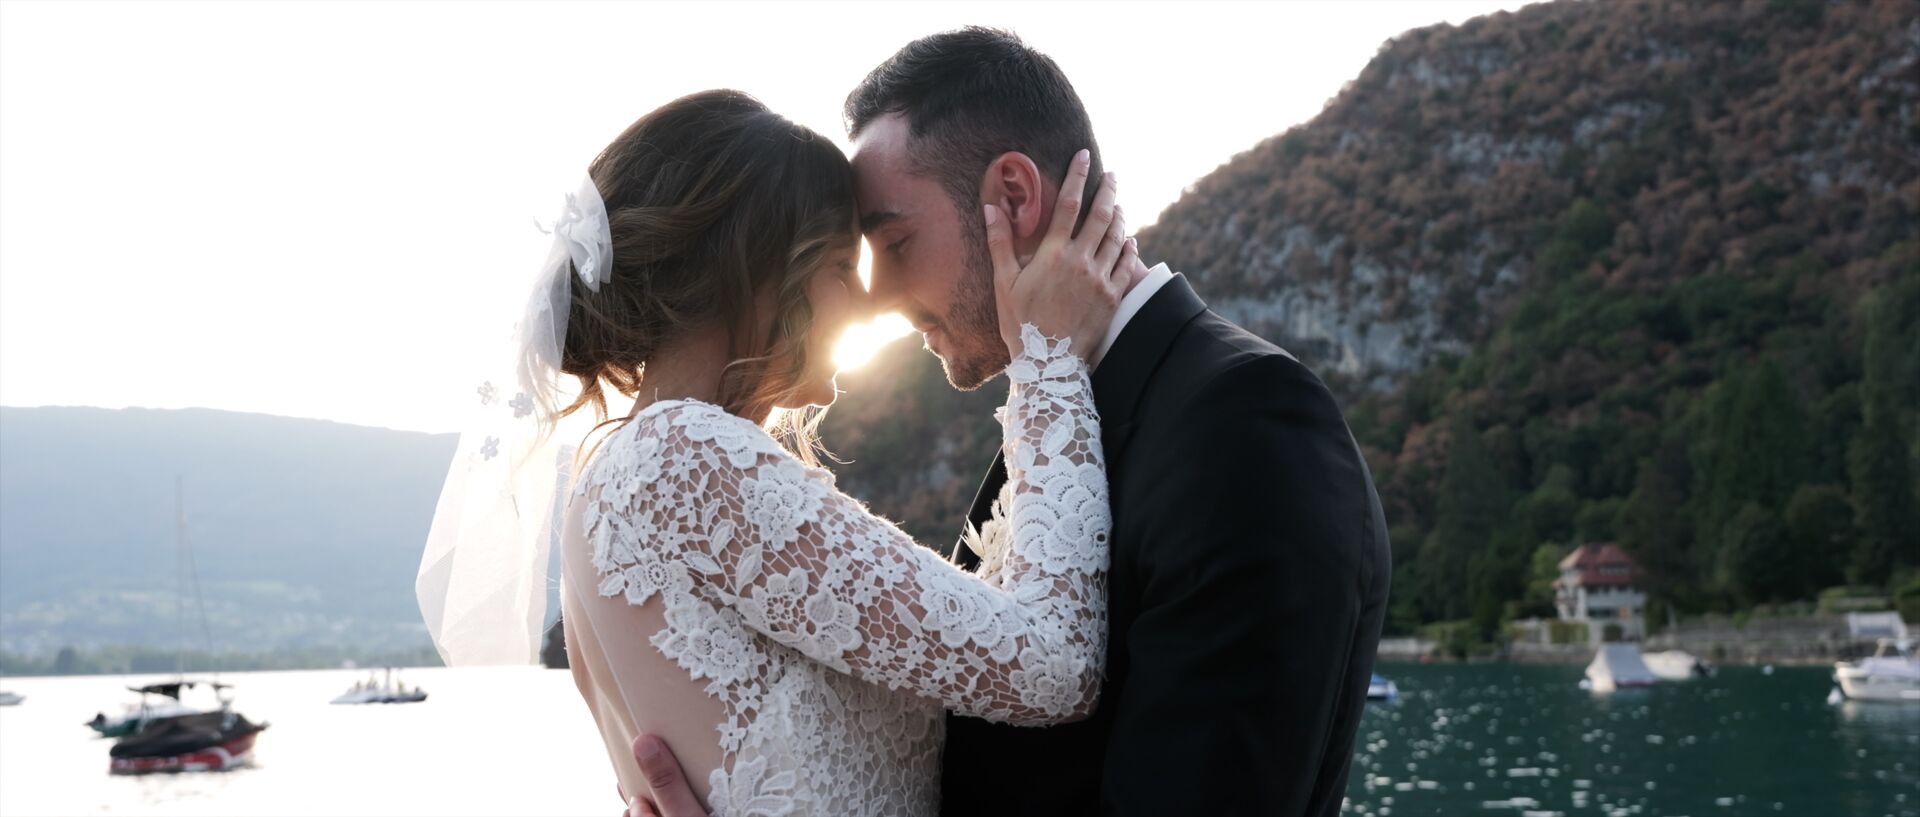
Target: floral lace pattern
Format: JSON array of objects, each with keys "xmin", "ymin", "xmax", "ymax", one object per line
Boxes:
[{"xmin": 573, "ymin": 324, "xmax": 1110, "ymax": 817}]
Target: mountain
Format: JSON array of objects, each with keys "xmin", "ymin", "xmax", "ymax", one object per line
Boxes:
[
  {"xmin": 1141, "ymin": 0, "xmax": 1915, "ymax": 388},
  {"xmin": 7, "ymin": 0, "xmax": 1915, "ymax": 663},
  {"xmin": 0, "ymin": 407, "xmax": 456, "ymax": 658},
  {"xmin": 825, "ymin": 0, "xmax": 1920, "ymax": 633}
]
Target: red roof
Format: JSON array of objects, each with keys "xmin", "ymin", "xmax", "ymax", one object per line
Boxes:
[{"xmin": 1554, "ymin": 543, "xmax": 1637, "ymax": 588}]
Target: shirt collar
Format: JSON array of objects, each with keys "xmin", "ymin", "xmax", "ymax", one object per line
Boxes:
[{"xmin": 1090, "ymin": 262, "xmax": 1176, "ymax": 370}]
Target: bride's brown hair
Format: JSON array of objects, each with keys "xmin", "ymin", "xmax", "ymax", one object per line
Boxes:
[{"xmin": 559, "ymin": 90, "xmax": 856, "ymax": 458}]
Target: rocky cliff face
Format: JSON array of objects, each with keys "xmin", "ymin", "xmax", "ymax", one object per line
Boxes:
[{"xmin": 1134, "ymin": 0, "xmax": 1917, "ymax": 393}]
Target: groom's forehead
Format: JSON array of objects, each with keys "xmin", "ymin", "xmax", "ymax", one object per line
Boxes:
[{"xmin": 851, "ymin": 116, "xmax": 924, "ymax": 234}]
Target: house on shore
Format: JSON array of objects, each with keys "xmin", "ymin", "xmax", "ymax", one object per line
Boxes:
[{"xmin": 1554, "ymin": 543, "xmax": 1646, "ymax": 644}]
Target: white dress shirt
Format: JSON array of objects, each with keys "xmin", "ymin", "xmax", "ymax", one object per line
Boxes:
[{"xmin": 1089, "ymin": 262, "xmax": 1176, "ymax": 370}]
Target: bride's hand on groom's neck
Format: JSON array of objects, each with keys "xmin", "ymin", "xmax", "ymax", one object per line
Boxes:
[{"xmin": 986, "ymin": 149, "xmax": 1137, "ymax": 361}]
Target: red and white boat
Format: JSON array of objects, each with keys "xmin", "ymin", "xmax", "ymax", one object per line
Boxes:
[{"xmin": 108, "ymin": 710, "xmax": 268, "ymax": 774}]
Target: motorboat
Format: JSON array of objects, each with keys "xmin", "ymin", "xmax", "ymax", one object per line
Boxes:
[
  {"xmin": 331, "ymin": 667, "xmax": 428, "ymax": 704},
  {"xmin": 1643, "ymin": 650, "xmax": 1712, "ymax": 681},
  {"xmin": 0, "ymin": 691, "xmax": 22, "ymax": 706},
  {"xmin": 1583, "ymin": 644, "xmax": 1658, "ymax": 692},
  {"xmin": 1833, "ymin": 638, "xmax": 1920, "ymax": 703},
  {"xmin": 109, "ymin": 709, "xmax": 268, "ymax": 774},
  {"xmin": 1366, "ymin": 673, "xmax": 1399, "ymax": 702}
]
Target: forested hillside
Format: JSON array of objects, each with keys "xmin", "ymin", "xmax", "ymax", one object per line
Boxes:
[{"xmin": 825, "ymin": 0, "xmax": 1920, "ymax": 634}]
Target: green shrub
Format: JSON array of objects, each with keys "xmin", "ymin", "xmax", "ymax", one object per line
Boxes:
[
  {"xmin": 1896, "ymin": 578, "xmax": 1920, "ymax": 624},
  {"xmin": 1549, "ymin": 619, "xmax": 1589, "ymax": 644}
]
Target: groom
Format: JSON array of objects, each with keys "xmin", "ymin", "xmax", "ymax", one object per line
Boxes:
[{"xmin": 634, "ymin": 28, "xmax": 1390, "ymax": 817}]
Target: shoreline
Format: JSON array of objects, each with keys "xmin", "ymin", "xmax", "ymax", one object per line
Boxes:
[{"xmin": 1375, "ymin": 612, "xmax": 1910, "ymax": 667}]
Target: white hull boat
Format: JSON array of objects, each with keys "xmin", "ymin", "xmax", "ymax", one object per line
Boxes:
[
  {"xmin": 1584, "ymin": 644, "xmax": 1658, "ymax": 692},
  {"xmin": 331, "ymin": 668, "xmax": 428, "ymax": 705},
  {"xmin": 1366, "ymin": 674, "xmax": 1399, "ymax": 702},
  {"xmin": 1834, "ymin": 639, "xmax": 1920, "ymax": 703},
  {"xmin": 0, "ymin": 691, "xmax": 22, "ymax": 706},
  {"xmin": 1643, "ymin": 650, "xmax": 1711, "ymax": 681},
  {"xmin": 330, "ymin": 688, "xmax": 429, "ymax": 705}
]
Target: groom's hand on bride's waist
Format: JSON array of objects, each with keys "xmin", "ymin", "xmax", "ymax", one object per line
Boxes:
[{"xmin": 622, "ymin": 734, "xmax": 709, "ymax": 817}]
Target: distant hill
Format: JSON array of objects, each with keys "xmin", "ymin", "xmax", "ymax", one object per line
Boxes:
[
  {"xmin": 825, "ymin": 0, "xmax": 1920, "ymax": 632},
  {"xmin": 0, "ymin": 407, "xmax": 456, "ymax": 657}
]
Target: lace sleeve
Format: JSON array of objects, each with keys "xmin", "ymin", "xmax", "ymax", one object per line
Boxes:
[{"xmin": 578, "ymin": 324, "xmax": 1110, "ymax": 726}]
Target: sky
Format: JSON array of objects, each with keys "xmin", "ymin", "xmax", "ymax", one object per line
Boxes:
[{"xmin": 0, "ymin": 0, "xmax": 1535, "ymax": 434}]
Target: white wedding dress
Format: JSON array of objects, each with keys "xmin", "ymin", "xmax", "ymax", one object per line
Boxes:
[{"xmin": 559, "ymin": 325, "xmax": 1111, "ymax": 817}]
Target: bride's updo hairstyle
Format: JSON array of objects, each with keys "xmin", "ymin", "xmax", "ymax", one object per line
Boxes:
[{"xmin": 558, "ymin": 90, "xmax": 856, "ymax": 451}]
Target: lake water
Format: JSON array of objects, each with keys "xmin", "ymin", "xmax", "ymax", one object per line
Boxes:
[
  {"xmin": 0, "ymin": 663, "xmax": 1913, "ymax": 816},
  {"xmin": 1347, "ymin": 663, "xmax": 1918, "ymax": 817}
]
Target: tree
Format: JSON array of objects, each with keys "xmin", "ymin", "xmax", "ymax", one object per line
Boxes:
[
  {"xmin": 1848, "ymin": 416, "xmax": 1917, "ymax": 585},
  {"xmin": 1718, "ymin": 503, "xmax": 1795, "ymax": 606},
  {"xmin": 1848, "ymin": 279, "xmax": 1920, "ymax": 586},
  {"xmin": 1424, "ymin": 418, "xmax": 1514, "ymax": 624},
  {"xmin": 1513, "ymin": 465, "xmax": 1580, "ymax": 547},
  {"xmin": 1520, "ymin": 543, "xmax": 1567, "ymax": 618},
  {"xmin": 1620, "ymin": 435, "xmax": 1699, "ymax": 610},
  {"xmin": 1783, "ymin": 484, "xmax": 1853, "ymax": 593},
  {"xmin": 1693, "ymin": 360, "xmax": 1812, "ymax": 596}
]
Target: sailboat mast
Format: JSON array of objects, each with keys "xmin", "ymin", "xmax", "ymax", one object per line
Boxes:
[
  {"xmin": 175, "ymin": 476, "xmax": 217, "ymax": 682},
  {"xmin": 175, "ymin": 476, "xmax": 186, "ymax": 678}
]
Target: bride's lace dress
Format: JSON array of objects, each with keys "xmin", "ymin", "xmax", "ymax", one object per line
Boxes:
[{"xmin": 568, "ymin": 325, "xmax": 1110, "ymax": 817}]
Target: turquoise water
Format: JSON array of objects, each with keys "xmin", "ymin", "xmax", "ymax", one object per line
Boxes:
[
  {"xmin": 0, "ymin": 664, "xmax": 1913, "ymax": 816},
  {"xmin": 1345, "ymin": 663, "xmax": 1919, "ymax": 817}
]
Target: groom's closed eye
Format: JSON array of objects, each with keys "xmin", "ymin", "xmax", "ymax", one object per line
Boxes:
[{"xmin": 859, "ymin": 210, "xmax": 901, "ymax": 235}]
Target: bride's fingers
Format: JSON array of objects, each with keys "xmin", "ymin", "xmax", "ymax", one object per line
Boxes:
[
  {"xmin": 1075, "ymin": 170, "xmax": 1119, "ymax": 248},
  {"xmin": 632, "ymin": 735, "xmax": 708, "ymax": 817},
  {"xmin": 984, "ymin": 204, "xmax": 1021, "ymax": 303},
  {"xmin": 1110, "ymin": 237, "xmax": 1141, "ymax": 299},
  {"xmin": 1042, "ymin": 149, "xmax": 1093, "ymax": 250},
  {"xmin": 1091, "ymin": 206, "xmax": 1127, "ymax": 276}
]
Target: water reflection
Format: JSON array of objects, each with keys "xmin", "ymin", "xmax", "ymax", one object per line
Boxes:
[{"xmin": 1345, "ymin": 664, "xmax": 1918, "ymax": 817}]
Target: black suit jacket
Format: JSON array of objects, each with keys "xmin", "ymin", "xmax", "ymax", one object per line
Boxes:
[{"xmin": 940, "ymin": 275, "xmax": 1391, "ymax": 817}]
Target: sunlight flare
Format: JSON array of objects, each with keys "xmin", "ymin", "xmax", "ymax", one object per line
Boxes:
[{"xmin": 833, "ymin": 313, "xmax": 915, "ymax": 372}]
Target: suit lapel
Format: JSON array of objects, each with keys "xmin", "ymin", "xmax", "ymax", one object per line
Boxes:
[
  {"xmin": 951, "ymin": 452, "xmax": 1005, "ymax": 570},
  {"xmin": 1090, "ymin": 274, "xmax": 1208, "ymax": 453}
]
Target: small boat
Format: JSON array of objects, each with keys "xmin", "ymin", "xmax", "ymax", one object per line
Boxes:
[
  {"xmin": 330, "ymin": 667, "xmax": 428, "ymax": 705},
  {"xmin": 109, "ymin": 709, "xmax": 268, "ymax": 774},
  {"xmin": 1366, "ymin": 673, "xmax": 1399, "ymax": 702},
  {"xmin": 1833, "ymin": 638, "xmax": 1920, "ymax": 703},
  {"xmin": 1583, "ymin": 644, "xmax": 1658, "ymax": 692},
  {"xmin": 1643, "ymin": 650, "xmax": 1712, "ymax": 681},
  {"xmin": 87, "ymin": 682, "xmax": 210, "ymax": 738},
  {"xmin": 0, "ymin": 691, "xmax": 23, "ymax": 706}
]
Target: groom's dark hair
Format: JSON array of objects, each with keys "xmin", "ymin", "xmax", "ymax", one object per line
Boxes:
[{"xmin": 845, "ymin": 27, "xmax": 1103, "ymax": 227}]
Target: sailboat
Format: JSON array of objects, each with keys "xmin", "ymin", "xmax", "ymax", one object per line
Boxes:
[{"xmin": 104, "ymin": 477, "xmax": 269, "ymax": 774}]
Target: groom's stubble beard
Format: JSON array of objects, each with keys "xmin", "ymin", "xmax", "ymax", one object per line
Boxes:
[{"xmin": 938, "ymin": 205, "xmax": 1011, "ymax": 391}]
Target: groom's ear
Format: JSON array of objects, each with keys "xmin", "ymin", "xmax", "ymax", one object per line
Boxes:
[{"xmin": 980, "ymin": 152, "xmax": 1049, "ymax": 256}]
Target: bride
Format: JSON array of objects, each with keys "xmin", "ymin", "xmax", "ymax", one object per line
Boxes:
[{"xmin": 417, "ymin": 89, "xmax": 1133, "ymax": 816}]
